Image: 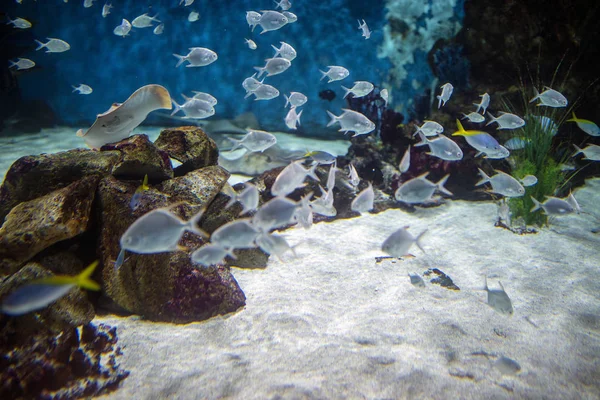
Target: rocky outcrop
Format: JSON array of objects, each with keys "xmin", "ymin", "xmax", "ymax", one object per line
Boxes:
[{"xmin": 154, "ymin": 126, "xmax": 219, "ymax": 176}]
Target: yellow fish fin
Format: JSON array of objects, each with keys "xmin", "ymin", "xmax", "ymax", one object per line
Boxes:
[
  {"xmin": 35, "ymin": 260, "xmax": 101, "ymax": 291},
  {"xmin": 566, "ymin": 111, "xmax": 577, "ymax": 122},
  {"xmin": 142, "ymin": 174, "xmax": 150, "ymax": 191},
  {"xmin": 453, "ymin": 119, "xmax": 466, "ymax": 136}
]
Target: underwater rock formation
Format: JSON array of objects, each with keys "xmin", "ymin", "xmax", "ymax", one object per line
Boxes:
[{"xmin": 154, "ymin": 126, "xmax": 219, "ymax": 176}]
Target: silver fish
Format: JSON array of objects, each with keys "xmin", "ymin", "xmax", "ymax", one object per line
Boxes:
[
  {"xmin": 191, "ymin": 244, "xmax": 234, "ymax": 268},
  {"xmin": 229, "ymin": 129, "xmax": 277, "ymax": 153},
  {"xmin": 350, "ymin": 182, "xmax": 374, "ymax": 214},
  {"xmin": 153, "ymin": 23, "xmax": 164, "ymax": 35},
  {"xmin": 132, "ymin": 13, "xmax": 160, "ymax": 28},
  {"xmin": 281, "ymin": 11, "xmax": 297, "ymax": 23},
  {"xmin": 529, "ymin": 87, "xmax": 567, "ymax": 108},
  {"xmin": 532, "ymin": 115, "xmax": 558, "ymax": 136},
  {"xmin": 84, "ymin": 0, "xmax": 95, "ymax": 8},
  {"xmin": 258, "ymin": 10, "xmax": 288, "ymax": 34},
  {"xmin": 461, "ymin": 112, "xmax": 485, "ymax": 123},
  {"xmin": 486, "ymin": 112, "xmax": 525, "ymax": 130},
  {"xmin": 381, "ymin": 226, "xmax": 427, "ymax": 258},
  {"xmin": 284, "ymin": 107, "xmax": 302, "ymax": 130},
  {"xmin": 120, "ymin": 206, "xmax": 207, "ymax": 254},
  {"xmin": 326, "ymin": 109, "xmax": 375, "ymax": 136},
  {"xmin": 255, "ymin": 232, "xmax": 295, "ymax": 261},
  {"xmin": 484, "ymin": 277, "xmax": 513, "ymax": 315},
  {"xmin": 399, "ymin": 145, "xmax": 410, "ymax": 173},
  {"xmin": 380, "ymin": 89, "xmax": 389, "ymax": 106},
  {"xmin": 271, "ymin": 41, "xmax": 296, "ymax": 61},
  {"xmin": 72, "ymin": 84, "xmax": 93, "ymax": 95},
  {"xmin": 180, "ymin": 0, "xmax": 194, "ymax": 6},
  {"xmin": 504, "ymin": 137, "xmax": 529, "ymax": 150},
  {"xmin": 35, "ymin": 38, "xmax": 70, "ymax": 53},
  {"xmin": 171, "ymin": 97, "xmax": 215, "ymax": 119},
  {"xmin": 102, "ymin": 3, "xmax": 113, "ymax": 18},
  {"xmin": 225, "ymin": 182, "xmax": 259, "ymax": 215},
  {"xmin": 252, "ymin": 196, "xmax": 299, "ymax": 232},
  {"xmin": 310, "ymin": 185, "xmax": 336, "ymax": 217},
  {"xmin": 246, "ymin": 11, "xmax": 262, "ymax": 31},
  {"xmin": 294, "ymin": 192, "xmax": 313, "ymax": 229},
  {"xmin": 394, "ymin": 172, "xmax": 452, "ymax": 204},
  {"xmin": 271, "ymin": 160, "xmax": 318, "ymax": 197},
  {"xmin": 415, "ymin": 132, "xmax": 463, "ymax": 161},
  {"xmin": 254, "ymin": 57, "xmax": 291, "ymax": 78},
  {"xmin": 520, "ymin": 175, "xmax": 538, "ymax": 187},
  {"xmin": 210, "ymin": 219, "xmax": 259, "ymax": 249},
  {"xmin": 9, "ymin": 58, "xmax": 35, "ymax": 70},
  {"xmin": 567, "ymin": 112, "xmax": 600, "ymax": 137},
  {"xmin": 319, "ymin": 66, "xmax": 349, "ymax": 83},
  {"xmin": 7, "ymin": 17, "xmax": 32, "ymax": 29},
  {"xmin": 242, "ymin": 75, "xmax": 262, "ymax": 92},
  {"xmin": 409, "ymin": 272, "xmax": 425, "ymax": 288},
  {"xmin": 246, "ymin": 83, "xmax": 279, "ymax": 101},
  {"xmin": 326, "ymin": 161, "xmax": 337, "ymax": 190},
  {"xmin": 476, "ymin": 169, "xmax": 525, "ymax": 197},
  {"xmin": 530, "ymin": 196, "xmax": 574, "ymax": 215},
  {"xmin": 245, "ymin": 38, "xmax": 257, "ymax": 49},
  {"xmin": 347, "ymin": 163, "xmax": 360, "ymax": 187},
  {"xmin": 572, "ymin": 144, "xmax": 600, "ymax": 161},
  {"xmin": 305, "ymin": 150, "xmax": 336, "ymax": 165},
  {"xmin": 473, "ymin": 92, "xmax": 490, "ymax": 114},
  {"xmin": 173, "ymin": 47, "xmax": 218, "ymax": 67},
  {"xmin": 454, "ymin": 132, "xmax": 509, "ymax": 159},
  {"xmin": 284, "ymin": 92, "xmax": 307, "ymax": 108},
  {"xmin": 76, "ymin": 84, "xmax": 171, "ymax": 149},
  {"xmin": 342, "ymin": 81, "xmax": 374, "ymax": 99},
  {"xmin": 357, "ymin": 19, "xmax": 371, "ymax": 39},
  {"xmin": 274, "ymin": 0, "xmax": 292, "ymax": 11},
  {"xmin": 188, "ymin": 11, "xmax": 199, "ymax": 22},
  {"xmin": 113, "ymin": 19, "xmax": 131, "ymax": 37},
  {"xmin": 437, "ymin": 82, "xmax": 453, "ymax": 108},
  {"xmin": 413, "ymin": 120, "xmax": 444, "ymax": 137},
  {"xmin": 191, "ymin": 91, "xmax": 218, "ymax": 106}
]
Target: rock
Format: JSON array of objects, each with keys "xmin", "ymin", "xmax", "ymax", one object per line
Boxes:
[
  {"xmin": 96, "ymin": 166, "xmax": 248, "ymax": 322},
  {"xmin": 0, "ymin": 175, "xmax": 99, "ymax": 276},
  {"xmin": 100, "ymin": 134, "xmax": 173, "ymax": 182},
  {"xmin": 423, "ymin": 268, "xmax": 460, "ymax": 290},
  {"xmin": 0, "ymin": 149, "xmax": 120, "ymax": 224},
  {"xmin": 154, "ymin": 126, "xmax": 219, "ymax": 176}
]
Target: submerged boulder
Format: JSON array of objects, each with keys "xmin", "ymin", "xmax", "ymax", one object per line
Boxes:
[{"xmin": 154, "ymin": 126, "xmax": 219, "ymax": 176}]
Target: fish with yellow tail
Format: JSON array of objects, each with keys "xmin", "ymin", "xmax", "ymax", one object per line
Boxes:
[
  {"xmin": 1, "ymin": 261, "xmax": 101, "ymax": 316},
  {"xmin": 567, "ymin": 112, "xmax": 600, "ymax": 137},
  {"xmin": 452, "ymin": 119, "xmax": 509, "ymax": 159},
  {"xmin": 130, "ymin": 174, "xmax": 150, "ymax": 210}
]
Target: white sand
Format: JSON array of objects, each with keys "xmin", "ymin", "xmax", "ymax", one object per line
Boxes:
[{"xmin": 95, "ymin": 179, "xmax": 600, "ymax": 399}]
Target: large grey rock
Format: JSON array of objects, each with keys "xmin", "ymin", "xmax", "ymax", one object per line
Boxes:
[{"xmin": 154, "ymin": 126, "xmax": 219, "ymax": 176}]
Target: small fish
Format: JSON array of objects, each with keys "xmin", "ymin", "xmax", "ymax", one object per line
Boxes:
[
  {"xmin": 120, "ymin": 205, "xmax": 207, "ymax": 254},
  {"xmin": 254, "ymin": 57, "xmax": 291, "ymax": 78},
  {"xmin": 520, "ymin": 175, "xmax": 537, "ymax": 187},
  {"xmin": 476, "ymin": 169, "xmax": 525, "ymax": 197},
  {"xmin": 394, "ymin": 172, "xmax": 452, "ymax": 204},
  {"xmin": 415, "ymin": 132, "xmax": 463, "ymax": 161},
  {"xmin": 294, "ymin": 192, "xmax": 314, "ymax": 229},
  {"xmin": 255, "ymin": 232, "xmax": 296, "ymax": 261},
  {"xmin": 319, "ymin": 66, "xmax": 350, "ymax": 83},
  {"xmin": 351, "ymin": 182, "xmax": 374, "ymax": 214},
  {"xmin": 452, "ymin": 120, "xmax": 509, "ymax": 159},
  {"xmin": 1, "ymin": 261, "xmax": 101, "ymax": 316},
  {"xmin": 224, "ymin": 182, "xmax": 259, "ymax": 215},
  {"xmin": 413, "ymin": 120, "xmax": 444, "ymax": 137},
  {"xmin": 7, "ymin": 17, "xmax": 32, "ymax": 29},
  {"xmin": 180, "ymin": 0, "xmax": 194, "ymax": 6},
  {"xmin": 348, "ymin": 163, "xmax": 360, "ymax": 187},
  {"xmin": 486, "ymin": 112, "xmax": 525, "ymax": 130},
  {"xmin": 532, "ymin": 115, "xmax": 558, "ymax": 136},
  {"xmin": 473, "ymin": 92, "xmax": 490, "ymax": 114},
  {"xmin": 357, "ymin": 19, "xmax": 371, "ymax": 39},
  {"xmin": 77, "ymin": 84, "xmax": 172, "ymax": 149},
  {"xmin": 567, "ymin": 112, "xmax": 600, "ymax": 137},
  {"xmin": 494, "ymin": 356, "xmax": 521, "ymax": 376},
  {"xmin": 572, "ymin": 144, "xmax": 600, "ymax": 161},
  {"xmin": 284, "ymin": 107, "xmax": 302, "ymax": 130},
  {"xmin": 484, "ymin": 277, "xmax": 513, "ymax": 315},
  {"xmin": 342, "ymin": 81, "xmax": 374, "ymax": 99},
  {"xmin": 113, "ymin": 19, "xmax": 132, "ymax": 37},
  {"xmin": 191, "ymin": 244, "xmax": 234, "ymax": 268},
  {"xmin": 310, "ymin": 185, "xmax": 336, "ymax": 217},
  {"xmin": 102, "ymin": 3, "xmax": 112, "ymax": 18},
  {"xmin": 246, "ymin": 11, "xmax": 262, "ymax": 31},
  {"xmin": 188, "ymin": 11, "xmax": 199, "ymax": 22},
  {"xmin": 257, "ymin": 10, "xmax": 288, "ymax": 34},
  {"xmin": 271, "ymin": 160, "xmax": 318, "ymax": 197},
  {"xmin": 132, "ymin": 13, "xmax": 160, "ymax": 28},
  {"xmin": 326, "ymin": 109, "xmax": 375, "ymax": 137},
  {"xmin": 284, "ymin": 92, "xmax": 307, "ymax": 108},
  {"xmin": 173, "ymin": 47, "xmax": 218, "ymax": 67},
  {"xmin": 326, "ymin": 161, "xmax": 337, "ymax": 190},
  {"xmin": 229, "ymin": 129, "xmax": 277, "ymax": 153},
  {"xmin": 380, "ymin": 89, "xmax": 389, "ymax": 106},
  {"xmin": 271, "ymin": 41, "xmax": 296, "ymax": 61},
  {"xmin": 305, "ymin": 150, "xmax": 336, "ymax": 165},
  {"xmin": 246, "ymin": 83, "xmax": 279, "ymax": 101},
  {"xmin": 381, "ymin": 226, "xmax": 427, "ymax": 258},
  {"xmin": 252, "ymin": 196, "xmax": 299, "ymax": 232},
  {"xmin": 171, "ymin": 97, "xmax": 215, "ymax": 119},
  {"xmin": 35, "ymin": 38, "xmax": 71, "ymax": 53},
  {"xmin": 399, "ymin": 145, "xmax": 410, "ymax": 173},
  {"xmin": 245, "ymin": 38, "xmax": 257, "ymax": 50},
  {"xmin": 461, "ymin": 112, "xmax": 485, "ymax": 123},
  {"xmin": 566, "ymin": 192, "xmax": 581, "ymax": 214},
  {"xmin": 530, "ymin": 196, "xmax": 574, "ymax": 215},
  {"xmin": 153, "ymin": 23, "xmax": 164, "ymax": 35},
  {"xmin": 281, "ymin": 11, "xmax": 297, "ymax": 23},
  {"xmin": 242, "ymin": 75, "xmax": 262, "ymax": 92},
  {"xmin": 83, "ymin": 0, "xmax": 95, "ymax": 8},
  {"xmin": 72, "ymin": 84, "xmax": 93, "ymax": 95},
  {"xmin": 274, "ymin": 0, "xmax": 292, "ymax": 11},
  {"xmin": 191, "ymin": 91, "xmax": 217, "ymax": 105},
  {"xmin": 211, "ymin": 219, "xmax": 259, "ymax": 249},
  {"xmin": 437, "ymin": 82, "xmax": 453, "ymax": 109},
  {"xmin": 409, "ymin": 272, "xmax": 425, "ymax": 288},
  {"xmin": 129, "ymin": 174, "xmax": 150, "ymax": 210},
  {"xmin": 9, "ymin": 58, "xmax": 35, "ymax": 70},
  {"xmin": 529, "ymin": 87, "xmax": 567, "ymax": 107},
  {"xmin": 504, "ymin": 137, "xmax": 529, "ymax": 150}
]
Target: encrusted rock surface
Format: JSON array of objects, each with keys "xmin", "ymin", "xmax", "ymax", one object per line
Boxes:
[{"xmin": 154, "ymin": 126, "xmax": 219, "ymax": 176}]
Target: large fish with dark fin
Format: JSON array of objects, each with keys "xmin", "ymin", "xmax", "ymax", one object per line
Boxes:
[{"xmin": 76, "ymin": 84, "xmax": 172, "ymax": 149}]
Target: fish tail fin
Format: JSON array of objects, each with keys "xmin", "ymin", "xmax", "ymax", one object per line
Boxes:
[
  {"xmin": 326, "ymin": 110, "xmax": 338, "ymax": 127},
  {"xmin": 75, "ymin": 261, "xmax": 101, "ymax": 291},
  {"xmin": 34, "ymin": 39, "xmax": 46, "ymax": 51},
  {"xmin": 341, "ymin": 86, "xmax": 352, "ymax": 99},
  {"xmin": 8, "ymin": 60, "xmax": 16, "ymax": 68},
  {"xmin": 187, "ymin": 206, "xmax": 209, "ymax": 239},
  {"xmin": 296, "ymin": 109, "xmax": 303, "ymax": 126},
  {"xmin": 170, "ymin": 99, "xmax": 181, "ymax": 116},
  {"xmin": 436, "ymin": 95, "xmax": 442, "ymax": 109},
  {"xmin": 485, "ymin": 112, "xmax": 496, "ymax": 126},
  {"xmin": 436, "ymin": 174, "xmax": 453, "ymax": 196},
  {"xmin": 173, "ymin": 53, "xmax": 186, "ymax": 68},
  {"xmin": 567, "ymin": 111, "xmax": 577, "ymax": 122},
  {"xmin": 572, "ymin": 144, "xmax": 583, "ymax": 157},
  {"xmin": 284, "ymin": 94, "xmax": 290, "ymax": 108},
  {"xmin": 72, "ymin": 85, "xmax": 79, "ymax": 93},
  {"xmin": 253, "ymin": 66, "xmax": 266, "ymax": 79},
  {"xmin": 529, "ymin": 87, "xmax": 539, "ymax": 103},
  {"xmin": 114, "ymin": 248, "xmax": 126, "ymax": 272},
  {"xmin": 455, "ymin": 119, "xmax": 466, "ymax": 135},
  {"xmin": 227, "ymin": 136, "xmax": 242, "ymax": 152},
  {"xmin": 414, "ymin": 132, "xmax": 429, "ymax": 147},
  {"xmin": 319, "ymin": 69, "xmax": 328, "ymax": 81},
  {"xmin": 475, "ymin": 168, "xmax": 490, "ymax": 186},
  {"xmin": 271, "ymin": 44, "xmax": 280, "ymax": 57},
  {"xmin": 530, "ymin": 196, "xmax": 542, "ymax": 212},
  {"xmin": 415, "ymin": 229, "xmax": 428, "ymax": 253},
  {"xmin": 472, "ymin": 102, "xmax": 481, "ymax": 113},
  {"xmin": 141, "ymin": 174, "xmax": 150, "ymax": 191},
  {"xmin": 152, "ymin": 13, "xmax": 161, "ymax": 22},
  {"xmin": 306, "ymin": 162, "xmax": 319, "ymax": 182}
]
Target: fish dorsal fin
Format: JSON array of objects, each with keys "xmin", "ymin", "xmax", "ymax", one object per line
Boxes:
[{"xmin": 76, "ymin": 128, "xmax": 86, "ymax": 137}]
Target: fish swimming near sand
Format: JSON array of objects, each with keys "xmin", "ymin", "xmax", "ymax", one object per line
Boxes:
[{"xmin": 76, "ymin": 84, "xmax": 171, "ymax": 149}]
